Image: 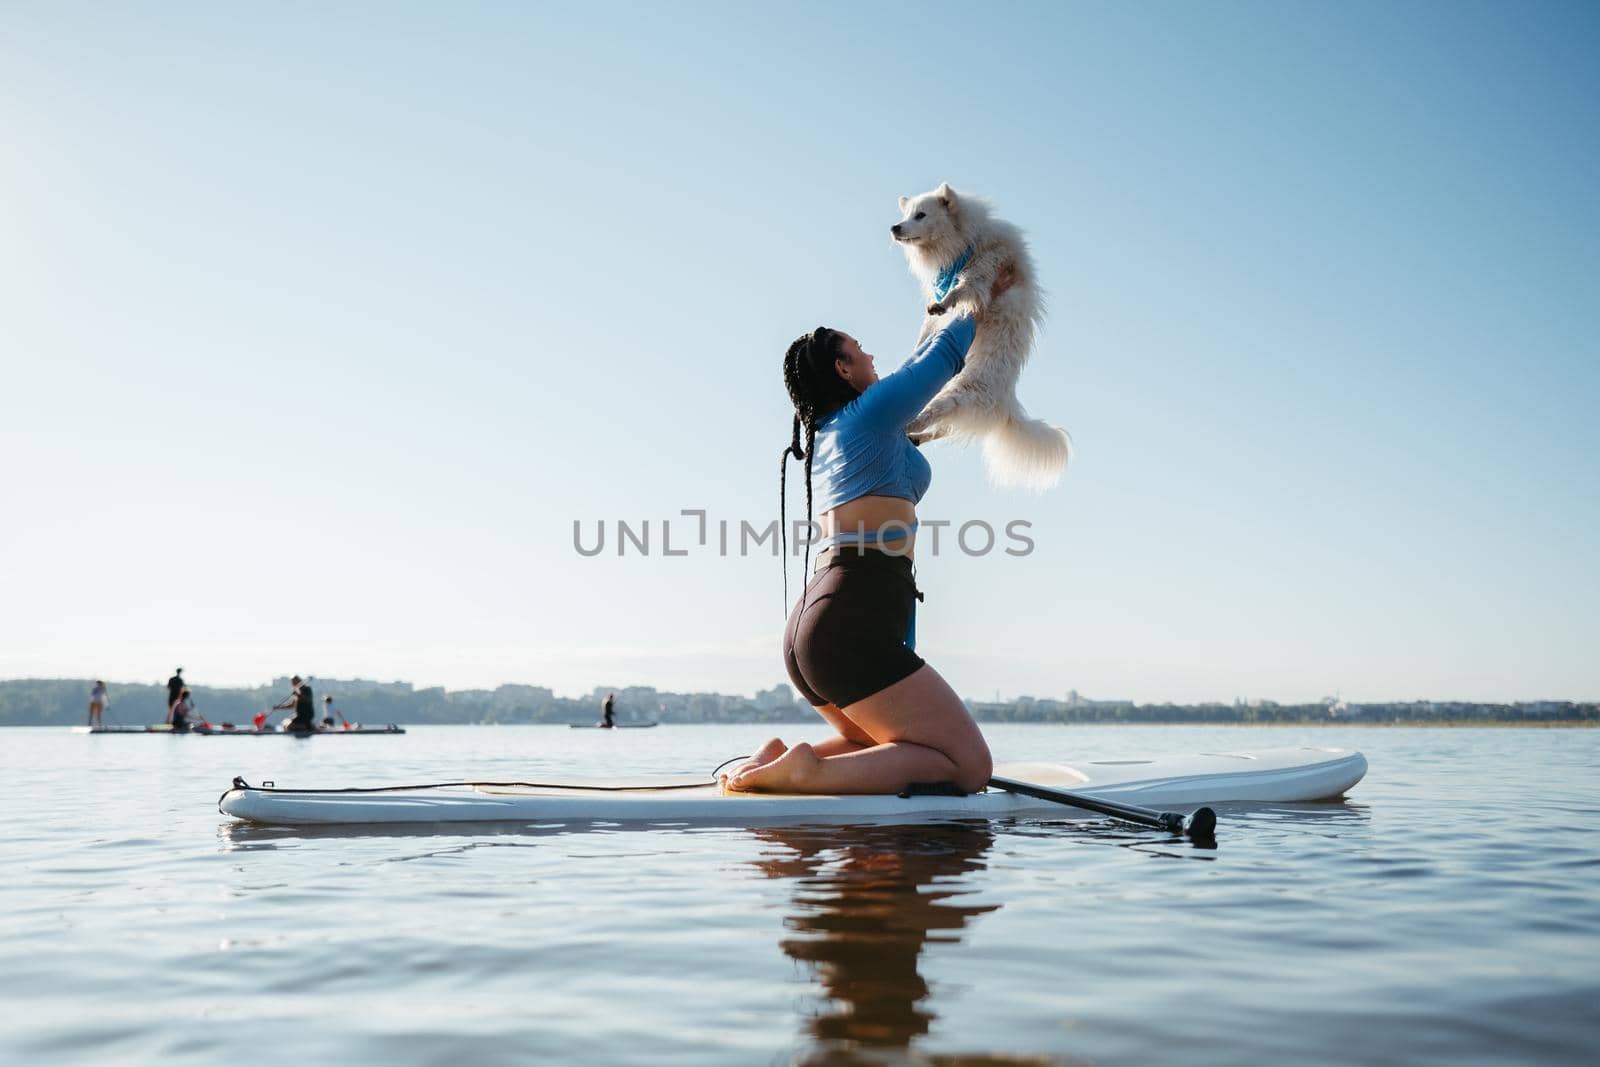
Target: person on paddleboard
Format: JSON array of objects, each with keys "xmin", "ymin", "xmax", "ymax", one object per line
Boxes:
[
  {"xmin": 725, "ymin": 297, "xmax": 1011, "ymax": 796},
  {"xmin": 88, "ymin": 680, "xmax": 107, "ymax": 729},
  {"xmin": 272, "ymin": 676, "xmax": 317, "ymax": 733},
  {"xmin": 601, "ymin": 693, "xmax": 616, "ymax": 729},
  {"xmin": 166, "ymin": 667, "xmax": 184, "ymax": 711},
  {"xmin": 169, "ymin": 687, "xmax": 194, "ymax": 732}
]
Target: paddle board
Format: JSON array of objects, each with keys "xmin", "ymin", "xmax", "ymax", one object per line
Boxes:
[
  {"xmin": 218, "ymin": 745, "xmax": 1365, "ymax": 827},
  {"xmin": 72, "ymin": 725, "xmax": 172, "ymax": 733}
]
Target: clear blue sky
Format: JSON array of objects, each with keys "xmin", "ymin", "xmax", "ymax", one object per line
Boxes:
[{"xmin": 2, "ymin": 2, "xmax": 1595, "ymax": 703}]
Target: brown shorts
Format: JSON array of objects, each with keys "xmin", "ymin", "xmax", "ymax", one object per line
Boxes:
[{"xmin": 783, "ymin": 550, "xmax": 924, "ymax": 709}]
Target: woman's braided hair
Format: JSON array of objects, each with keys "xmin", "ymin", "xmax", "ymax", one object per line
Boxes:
[{"xmin": 780, "ymin": 327, "xmax": 859, "ymax": 611}]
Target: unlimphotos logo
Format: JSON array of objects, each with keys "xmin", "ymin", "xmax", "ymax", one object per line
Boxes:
[{"xmin": 572, "ymin": 510, "xmax": 1034, "ymax": 558}]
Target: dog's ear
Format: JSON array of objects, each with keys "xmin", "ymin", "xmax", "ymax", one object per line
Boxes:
[
  {"xmin": 898, "ymin": 195, "xmax": 909, "ymax": 213},
  {"xmin": 936, "ymin": 182, "xmax": 955, "ymax": 207}
]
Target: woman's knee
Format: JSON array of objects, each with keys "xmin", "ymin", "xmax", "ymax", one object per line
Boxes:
[
  {"xmin": 841, "ymin": 664, "xmax": 992, "ymax": 788},
  {"xmin": 951, "ymin": 740, "xmax": 993, "ymax": 794}
]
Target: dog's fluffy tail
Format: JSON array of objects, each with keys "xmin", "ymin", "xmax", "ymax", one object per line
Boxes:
[{"xmin": 983, "ymin": 409, "xmax": 1072, "ymax": 490}]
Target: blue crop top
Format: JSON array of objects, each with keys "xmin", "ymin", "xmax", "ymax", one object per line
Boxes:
[{"xmin": 809, "ymin": 315, "xmax": 974, "ymax": 519}]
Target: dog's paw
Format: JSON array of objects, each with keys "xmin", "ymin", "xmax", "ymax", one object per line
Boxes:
[{"xmin": 926, "ymin": 301, "xmax": 948, "ymax": 316}]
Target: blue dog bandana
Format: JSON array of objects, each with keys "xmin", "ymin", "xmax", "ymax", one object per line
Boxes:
[{"xmin": 932, "ymin": 245, "xmax": 974, "ymax": 302}]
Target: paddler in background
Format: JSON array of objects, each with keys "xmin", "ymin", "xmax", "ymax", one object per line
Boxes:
[
  {"xmin": 87, "ymin": 680, "xmax": 107, "ymax": 729},
  {"xmin": 291, "ymin": 678, "xmax": 315, "ymax": 733},
  {"xmin": 271, "ymin": 676, "xmax": 318, "ymax": 734},
  {"xmin": 169, "ymin": 687, "xmax": 194, "ymax": 732},
  {"xmin": 601, "ymin": 692, "xmax": 616, "ymax": 729},
  {"xmin": 166, "ymin": 667, "xmax": 184, "ymax": 713}
]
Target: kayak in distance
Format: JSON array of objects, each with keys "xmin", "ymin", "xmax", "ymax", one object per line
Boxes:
[
  {"xmin": 569, "ymin": 721, "xmax": 659, "ymax": 729},
  {"xmin": 218, "ymin": 745, "xmax": 1366, "ymax": 828},
  {"xmin": 74, "ymin": 724, "xmax": 407, "ymax": 736}
]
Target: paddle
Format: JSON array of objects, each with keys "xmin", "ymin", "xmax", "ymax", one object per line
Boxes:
[{"xmin": 987, "ymin": 774, "xmax": 1217, "ymax": 840}]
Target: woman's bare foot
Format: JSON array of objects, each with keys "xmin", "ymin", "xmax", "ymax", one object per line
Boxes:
[
  {"xmin": 718, "ymin": 737, "xmax": 788, "ymax": 790},
  {"xmin": 726, "ymin": 742, "xmax": 822, "ymax": 793}
]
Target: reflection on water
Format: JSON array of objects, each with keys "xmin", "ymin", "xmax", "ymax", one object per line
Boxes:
[
  {"xmin": 216, "ymin": 820, "xmax": 574, "ymax": 850},
  {"xmin": 998, "ymin": 799, "xmax": 1370, "ymax": 852},
  {"xmin": 1239, "ymin": 800, "xmax": 1372, "ymax": 824},
  {"xmin": 751, "ymin": 822, "xmax": 1058, "ymax": 1066}
]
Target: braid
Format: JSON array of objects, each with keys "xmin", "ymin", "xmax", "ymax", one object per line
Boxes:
[
  {"xmin": 802, "ymin": 421, "xmax": 816, "ymax": 584},
  {"xmin": 779, "ymin": 327, "xmax": 852, "ymax": 616},
  {"xmin": 780, "ymin": 338, "xmax": 813, "ymax": 609},
  {"xmin": 779, "ymin": 412, "xmax": 804, "ymax": 606}
]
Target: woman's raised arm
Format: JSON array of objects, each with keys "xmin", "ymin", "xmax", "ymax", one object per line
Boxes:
[{"xmin": 850, "ymin": 314, "xmax": 976, "ymax": 430}]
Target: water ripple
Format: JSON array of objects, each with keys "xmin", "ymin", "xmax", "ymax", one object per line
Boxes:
[{"xmin": 1, "ymin": 724, "xmax": 1596, "ymax": 1065}]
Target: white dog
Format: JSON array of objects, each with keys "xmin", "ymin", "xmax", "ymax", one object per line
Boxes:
[{"xmin": 891, "ymin": 183, "xmax": 1071, "ymax": 489}]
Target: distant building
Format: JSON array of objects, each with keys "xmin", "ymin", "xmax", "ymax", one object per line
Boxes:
[
  {"xmin": 1066, "ymin": 690, "xmax": 1128, "ymax": 708},
  {"xmin": 275, "ymin": 677, "xmax": 414, "ymax": 694},
  {"xmin": 754, "ymin": 684, "xmax": 797, "ymax": 711},
  {"xmin": 1068, "ymin": 694, "xmax": 1132, "ymax": 710},
  {"xmin": 488, "ymin": 685, "xmax": 555, "ymax": 715}
]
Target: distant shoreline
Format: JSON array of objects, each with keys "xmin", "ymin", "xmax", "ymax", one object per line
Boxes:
[{"xmin": 4, "ymin": 678, "xmax": 1593, "ymax": 728}]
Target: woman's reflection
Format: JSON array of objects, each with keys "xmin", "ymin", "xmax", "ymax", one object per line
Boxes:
[{"xmin": 749, "ymin": 821, "xmax": 1000, "ymax": 1059}]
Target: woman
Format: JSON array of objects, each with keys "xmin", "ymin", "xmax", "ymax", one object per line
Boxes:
[
  {"xmin": 725, "ymin": 312, "xmax": 993, "ymax": 795},
  {"xmin": 169, "ymin": 687, "xmax": 193, "ymax": 732},
  {"xmin": 87, "ymin": 680, "xmax": 107, "ymax": 729}
]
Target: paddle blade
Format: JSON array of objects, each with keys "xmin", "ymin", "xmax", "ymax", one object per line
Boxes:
[{"xmin": 1185, "ymin": 807, "xmax": 1218, "ymax": 840}]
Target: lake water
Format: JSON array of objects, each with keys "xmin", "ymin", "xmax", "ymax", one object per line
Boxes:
[{"xmin": 1, "ymin": 723, "xmax": 1595, "ymax": 1066}]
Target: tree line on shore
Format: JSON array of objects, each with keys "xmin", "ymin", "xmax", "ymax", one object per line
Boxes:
[
  {"xmin": 968, "ymin": 699, "xmax": 1598, "ymax": 723},
  {"xmin": 1, "ymin": 678, "xmax": 1593, "ymax": 727}
]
